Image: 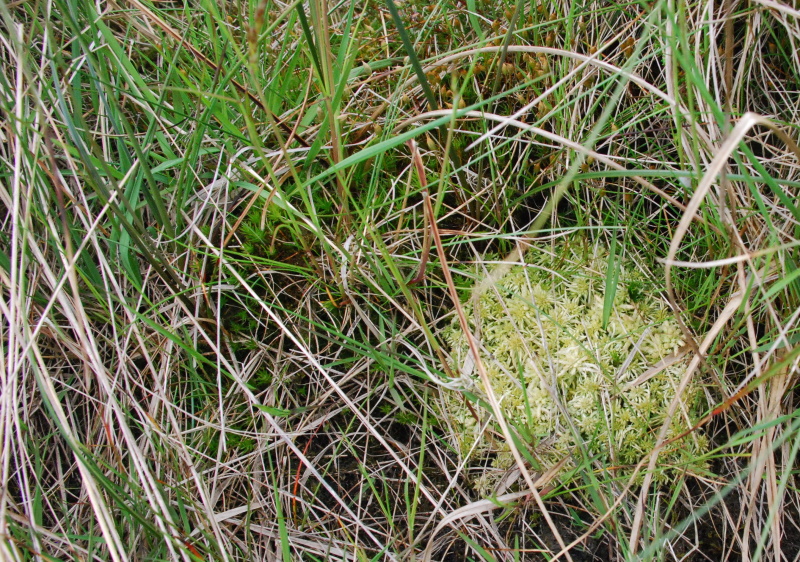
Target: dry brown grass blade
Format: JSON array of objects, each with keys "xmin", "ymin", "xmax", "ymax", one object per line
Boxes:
[
  {"xmin": 399, "ymin": 46, "xmax": 677, "ymax": 121},
  {"xmin": 421, "ymin": 490, "xmax": 531, "ymax": 562},
  {"xmin": 420, "ymin": 182, "xmax": 574, "ymax": 560},
  {"xmin": 629, "ymin": 290, "xmax": 743, "ymax": 552},
  {"xmin": 630, "ymin": 112, "xmax": 800, "ymax": 554},
  {"xmin": 665, "ymin": 112, "xmax": 800, "ymax": 337},
  {"xmin": 407, "ymin": 140, "xmax": 432, "ymax": 285},
  {"xmin": 397, "ymin": 109, "xmax": 716, "ymax": 229},
  {"xmin": 7, "ymin": 0, "xmax": 800, "ymax": 557},
  {"xmin": 188, "ymin": 223, "xmax": 456, "ymax": 550}
]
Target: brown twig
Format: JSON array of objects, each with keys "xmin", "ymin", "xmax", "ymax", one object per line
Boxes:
[{"xmin": 407, "ymin": 140, "xmax": 432, "ymax": 286}]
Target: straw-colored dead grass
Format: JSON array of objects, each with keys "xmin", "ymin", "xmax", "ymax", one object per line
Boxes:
[{"xmin": 1, "ymin": 0, "xmax": 800, "ymax": 560}]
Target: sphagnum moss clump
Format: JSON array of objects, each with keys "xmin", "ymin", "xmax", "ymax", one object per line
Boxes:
[{"xmin": 442, "ymin": 237, "xmax": 708, "ymax": 492}]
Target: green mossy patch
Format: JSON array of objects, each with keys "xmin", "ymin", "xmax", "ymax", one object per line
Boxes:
[{"xmin": 442, "ymin": 236, "xmax": 709, "ymax": 493}]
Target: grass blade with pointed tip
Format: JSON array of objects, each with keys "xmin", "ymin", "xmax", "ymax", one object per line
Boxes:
[
  {"xmin": 384, "ymin": 0, "xmax": 438, "ymax": 111},
  {"xmin": 603, "ymin": 235, "xmax": 620, "ymax": 330}
]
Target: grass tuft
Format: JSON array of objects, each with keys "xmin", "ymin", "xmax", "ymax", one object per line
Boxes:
[{"xmin": 2, "ymin": 0, "xmax": 800, "ymax": 559}]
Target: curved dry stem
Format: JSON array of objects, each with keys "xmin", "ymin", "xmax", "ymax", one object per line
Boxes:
[
  {"xmin": 396, "ymin": 109, "xmax": 711, "ymax": 224},
  {"xmin": 421, "ymin": 187, "xmax": 574, "ymax": 561},
  {"xmin": 630, "ymin": 111, "xmax": 800, "ymax": 554}
]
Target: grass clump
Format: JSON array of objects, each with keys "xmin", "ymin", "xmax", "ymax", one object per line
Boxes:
[
  {"xmin": 4, "ymin": 0, "xmax": 800, "ymax": 558},
  {"xmin": 443, "ymin": 236, "xmax": 708, "ymax": 492}
]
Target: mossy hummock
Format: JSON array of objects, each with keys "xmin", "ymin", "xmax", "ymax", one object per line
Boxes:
[{"xmin": 442, "ymin": 237, "xmax": 708, "ymax": 492}]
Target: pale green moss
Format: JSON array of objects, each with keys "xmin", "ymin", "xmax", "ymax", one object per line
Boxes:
[{"xmin": 442, "ymin": 237, "xmax": 707, "ymax": 492}]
